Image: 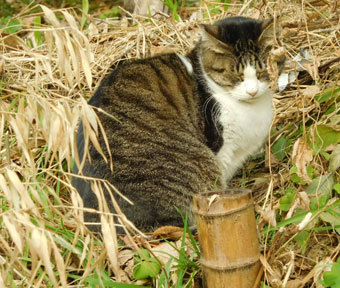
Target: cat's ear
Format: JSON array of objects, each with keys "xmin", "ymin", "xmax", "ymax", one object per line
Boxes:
[
  {"xmin": 199, "ymin": 24, "xmax": 219, "ymax": 42},
  {"xmin": 259, "ymin": 18, "xmax": 279, "ymax": 46}
]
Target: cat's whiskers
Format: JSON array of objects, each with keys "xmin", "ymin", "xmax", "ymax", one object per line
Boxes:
[
  {"xmin": 211, "ymin": 101, "xmax": 222, "ymax": 135},
  {"xmin": 202, "ymin": 94, "xmax": 214, "ymax": 117}
]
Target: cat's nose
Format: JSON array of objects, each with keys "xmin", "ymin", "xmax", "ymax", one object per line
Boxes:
[
  {"xmin": 245, "ymin": 79, "xmax": 259, "ymax": 97},
  {"xmin": 247, "ymin": 90, "xmax": 258, "ymax": 97}
]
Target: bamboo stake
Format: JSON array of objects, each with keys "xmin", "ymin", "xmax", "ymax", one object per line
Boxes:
[{"xmin": 193, "ymin": 189, "xmax": 261, "ymax": 288}]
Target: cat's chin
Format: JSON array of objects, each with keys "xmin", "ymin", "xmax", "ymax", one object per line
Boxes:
[
  {"xmin": 238, "ymin": 98, "xmax": 257, "ymax": 103},
  {"xmin": 236, "ymin": 95, "xmax": 266, "ymax": 103},
  {"xmin": 235, "ymin": 89, "xmax": 273, "ymax": 103}
]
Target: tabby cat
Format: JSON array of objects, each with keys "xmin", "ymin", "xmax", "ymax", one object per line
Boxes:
[{"xmin": 73, "ymin": 16, "xmax": 285, "ymax": 232}]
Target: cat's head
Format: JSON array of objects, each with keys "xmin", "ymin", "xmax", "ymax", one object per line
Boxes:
[{"xmin": 199, "ymin": 16, "xmax": 285, "ymax": 102}]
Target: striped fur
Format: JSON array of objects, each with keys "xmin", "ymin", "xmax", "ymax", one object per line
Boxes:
[{"xmin": 73, "ymin": 16, "xmax": 283, "ymax": 232}]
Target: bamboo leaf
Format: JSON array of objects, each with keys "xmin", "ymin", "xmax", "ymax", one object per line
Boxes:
[
  {"xmin": 81, "ymin": 0, "xmax": 89, "ymax": 29},
  {"xmin": 315, "ymin": 86, "xmax": 340, "ymax": 103},
  {"xmin": 329, "ymin": 144, "xmax": 340, "ymax": 172},
  {"xmin": 133, "ymin": 260, "xmax": 161, "ymax": 280},
  {"xmin": 320, "ymin": 257, "xmax": 340, "ymax": 288},
  {"xmin": 314, "ymin": 125, "xmax": 340, "ymax": 149},
  {"xmin": 320, "ymin": 206, "xmax": 340, "ymax": 234},
  {"xmin": 280, "ymin": 192, "xmax": 295, "ymax": 211},
  {"xmin": 3, "ymin": 215, "xmax": 23, "ymax": 254},
  {"xmin": 272, "ymin": 135, "xmax": 287, "ymax": 160},
  {"xmin": 306, "ymin": 174, "xmax": 334, "ymax": 196},
  {"xmin": 40, "ymin": 5, "xmax": 61, "ymax": 27}
]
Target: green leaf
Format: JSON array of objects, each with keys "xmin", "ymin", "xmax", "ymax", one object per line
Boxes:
[
  {"xmin": 294, "ymin": 230, "xmax": 310, "ymax": 254},
  {"xmin": 321, "ymin": 151, "xmax": 331, "ymax": 161},
  {"xmin": 290, "ymin": 166, "xmax": 307, "ymax": 185},
  {"xmin": 157, "ymin": 257, "xmax": 174, "ymax": 287},
  {"xmin": 310, "ymin": 194, "xmax": 329, "ymax": 211},
  {"xmin": 33, "ymin": 17, "xmax": 42, "ymax": 46},
  {"xmin": 163, "ymin": 0, "xmax": 180, "ymax": 21},
  {"xmin": 265, "ymin": 211, "xmax": 311, "ymax": 233},
  {"xmin": 290, "ymin": 166, "xmax": 298, "ymax": 174},
  {"xmin": 321, "ymin": 258, "xmax": 340, "ymax": 288},
  {"xmin": 315, "ymin": 125, "xmax": 340, "ymax": 150},
  {"xmin": 133, "ymin": 260, "xmax": 161, "ymax": 280},
  {"xmin": 272, "ymin": 135, "xmax": 287, "ymax": 160},
  {"xmin": 329, "ymin": 144, "xmax": 340, "ymax": 172},
  {"xmin": 306, "ymin": 174, "xmax": 334, "ymax": 196},
  {"xmin": 334, "ymin": 184, "xmax": 340, "ymax": 194},
  {"xmin": 99, "ymin": 6, "xmax": 122, "ymax": 19},
  {"xmin": 320, "ymin": 206, "xmax": 340, "ymax": 234},
  {"xmin": 81, "ymin": 0, "xmax": 89, "ymax": 29},
  {"xmin": 326, "ymin": 104, "xmax": 336, "ymax": 115},
  {"xmin": 133, "ymin": 249, "xmax": 161, "ymax": 280},
  {"xmin": 1, "ymin": 17, "xmax": 21, "ymax": 34},
  {"xmin": 307, "ymin": 165, "xmax": 314, "ymax": 179},
  {"xmin": 135, "ymin": 249, "xmax": 151, "ymax": 263},
  {"xmin": 315, "ymin": 86, "xmax": 340, "ymax": 103},
  {"xmin": 280, "ymin": 192, "xmax": 296, "ymax": 211},
  {"xmin": 85, "ymin": 270, "xmax": 151, "ymax": 287},
  {"xmin": 86, "ymin": 277, "xmax": 149, "ymax": 288}
]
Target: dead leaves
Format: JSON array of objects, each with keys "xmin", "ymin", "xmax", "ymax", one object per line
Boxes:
[
  {"xmin": 260, "ymin": 205, "xmax": 277, "ymax": 227},
  {"xmin": 292, "ymin": 138, "xmax": 313, "ymax": 184},
  {"xmin": 2, "ymin": 214, "xmax": 23, "ymax": 254},
  {"xmin": 153, "ymin": 226, "xmax": 184, "ymax": 239},
  {"xmin": 127, "ymin": 0, "xmax": 170, "ymax": 17},
  {"xmin": 302, "ymin": 85, "xmax": 320, "ymax": 99},
  {"xmin": 40, "ymin": 5, "xmax": 93, "ymax": 89},
  {"xmin": 267, "ymin": 46, "xmax": 286, "ymax": 91}
]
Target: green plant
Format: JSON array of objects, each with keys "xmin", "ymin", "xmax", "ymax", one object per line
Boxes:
[
  {"xmin": 0, "ymin": 16, "xmax": 21, "ymax": 33},
  {"xmin": 81, "ymin": 0, "xmax": 89, "ymax": 29},
  {"xmin": 98, "ymin": 6, "xmax": 122, "ymax": 19},
  {"xmin": 203, "ymin": 0, "xmax": 230, "ymax": 18},
  {"xmin": 272, "ymin": 134, "xmax": 289, "ymax": 160},
  {"xmin": 84, "ymin": 269, "xmax": 151, "ymax": 287},
  {"xmin": 320, "ymin": 258, "xmax": 340, "ymax": 288},
  {"xmin": 33, "ymin": 16, "xmax": 42, "ymax": 46},
  {"xmin": 162, "ymin": 0, "xmax": 180, "ymax": 21},
  {"xmin": 133, "ymin": 249, "xmax": 161, "ymax": 280}
]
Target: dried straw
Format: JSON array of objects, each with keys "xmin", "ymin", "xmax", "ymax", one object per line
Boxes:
[{"xmin": 0, "ymin": 0, "xmax": 339, "ymax": 286}]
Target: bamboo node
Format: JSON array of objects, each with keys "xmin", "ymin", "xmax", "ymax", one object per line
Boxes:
[
  {"xmin": 192, "ymin": 202, "xmax": 254, "ymax": 218},
  {"xmin": 200, "ymin": 257, "xmax": 260, "ymax": 271}
]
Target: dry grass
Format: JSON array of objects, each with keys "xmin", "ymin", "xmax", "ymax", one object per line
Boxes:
[{"xmin": 0, "ymin": 0, "xmax": 339, "ymax": 287}]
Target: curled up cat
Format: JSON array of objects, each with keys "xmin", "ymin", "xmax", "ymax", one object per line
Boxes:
[{"xmin": 72, "ymin": 16, "xmax": 285, "ymax": 232}]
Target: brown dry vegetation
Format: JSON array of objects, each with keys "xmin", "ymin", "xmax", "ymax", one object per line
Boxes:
[{"xmin": 0, "ymin": 0, "xmax": 340, "ymax": 287}]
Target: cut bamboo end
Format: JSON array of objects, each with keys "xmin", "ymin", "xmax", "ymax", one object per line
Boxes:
[{"xmin": 193, "ymin": 189, "xmax": 261, "ymax": 288}]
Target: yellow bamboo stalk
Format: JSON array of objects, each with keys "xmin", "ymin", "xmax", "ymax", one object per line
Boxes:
[{"xmin": 193, "ymin": 189, "xmax": 261, "ymax": 288}]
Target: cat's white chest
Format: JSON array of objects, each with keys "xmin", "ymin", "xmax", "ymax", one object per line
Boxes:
[
  {"xmin": 216, "ymin": 94, "xmax": 273, "ymax": 183},
  {"xmin": 206, "ymin": 76, "xmax": 273, "ymax": 184},
  {"xmin": 219, "ymin": 95, "xmax": 272, "ymax": 147}
]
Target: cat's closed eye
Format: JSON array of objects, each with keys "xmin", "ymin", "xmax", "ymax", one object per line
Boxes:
[
  {"xmin": 213, "ymin": 67, "xmax": 225, "ymax": 73},
  {"xmin": 237, "ymin": 74, "xmax": 244, "ymax": 81},
  {"xmin": 257, "ymin": 71, "xmax": 269, "ymax": 80}
]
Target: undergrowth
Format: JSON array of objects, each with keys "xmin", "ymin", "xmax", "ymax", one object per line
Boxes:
[{"xmin": 0, "ymin": 0, "xmax": 339, "ymax": 287}]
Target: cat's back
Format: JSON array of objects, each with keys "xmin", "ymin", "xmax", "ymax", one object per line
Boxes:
[
  {"xmin": 90, "ymin": 53, "xmax": 212, "ymax": 162},
  {"xmin": 91, "ymin": 53, "xmax": 195, "ymax": 120},
  {"xmin": 75, "ymin": 53, "xmax": 220, "ymax": 231}
]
